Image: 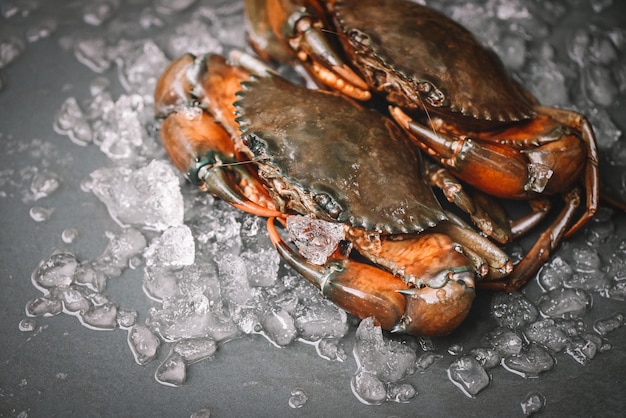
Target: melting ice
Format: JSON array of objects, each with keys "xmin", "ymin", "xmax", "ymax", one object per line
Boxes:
[{"xmin": 12, "ymin": 0, "xmax": 626, "ymax": 413}]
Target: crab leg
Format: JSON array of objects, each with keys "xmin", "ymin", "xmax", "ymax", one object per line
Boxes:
[
  {"xmin": 480, "ymin": 188, "xmax": 582, "ymax": 291},
  {"xmin": 534, "ymin": 105, "xmax": 599, "ymax": 237}
]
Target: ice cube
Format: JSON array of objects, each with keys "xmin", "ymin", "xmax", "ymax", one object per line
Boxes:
[
  {"xmin": 160, "ymin": 19, "xmax": 223, "ymax": 59},
  {"xmin": 490, "ymin": 292, "xmax": 539, "ymax": 330},
  {"xmin": 30, "ymin": 171, "xmax": 60, "ymax": 200},
  {"xmin": 537, "ymin": 288, "xmax": 592, "ymax": 318},
  {"xmin": 172, "ymin": 337, "xmax": 217, "ymax": 364},
  {"xmin": 144, "ymin": 225, "xmax": 195, "ymax": 267},
  {"xmin": 594, "ymin": 313, "xmax": 624, "ymax": 336},
  {"xmin": 89, "ymin": 160, "xmax": 184, "ymax": 230},
  {"xmin": 261, "ymin": 308, "xmax": 297, "ymax": 347},
  {"xmin": 415, "ymin": 352, "xmax": 443, "ymax": 372},
  {"xmin": 481, "ymin": 327, "xmax": 524, "ymax": 357},
  {"xmin": 520, "ymin": 391, "xmax": 546, "ymax": 416},
  {"xmin": 241, "ymin": 247, "xmax": 279, "ymax": 287},
  {"xmin": 82, "ymin": 0, "xmax": 118, "ymax": 26},
  {"xmin": 468, "ymin": 348, "xmax": 501, "ymax": 370},
  {"xmin": 155, "ymin": 352, "xmax": 187, "ymax": 387},
  {"xmin": 96, "ymin": 94, "xmax": 149, "ymax": 160},
  {"xmin": 74, "ymin": 38, "xmax": 113, "ymax": 73},
  {"xmin": 286, "ymin": 216, "xmax": 344, "ymax": 265},
  {"xmin": 154, "ymin": 0, "xmax": 198, "ymax": 15},
  {"xmin": 80, "ymin": 302, "xmax": 118, "ymax": 330},
  {"xmin": 97, "ymin": 228, "xmax": 147, "ymax": 272},
  {"xmin": 148, "ymin": 293, "xmax": 241, "ymax": 342},
  {"xmin": 128, "ymin": 324, "xmax": 161, "ymax": 365},
  {"xmin": 351, "ymin": 370, "xmax": 387, "ymax": 406},
  {"xmin": 295, "ymin": 300, "xmax": 349, "ymax": 341},
  {"xmin": 31, "ymin": 252, "xmax": 77, "ymax": 290},
  {"xmin": 524, "ymin": 319, "xmax": 571, "ymax": 353},
  {"xmin": 353, "ymin": 317, "xmax": 417, "ymax": 383},
  {"xmin": 29, "ymin": 206, "xmax": 54, "ymax": 222},
  {"xmin": 447, "ymin": 356, "xmax": 490, "ymax": 397},
  {"xmin": 25, "ymin": 295, "xmax": 63, "ymax": 317},
  {"xmin": 0, "ymin": 33, "xmax": 26, "ymax": 69},
  {"xmin": 502, "ymin": 345, "xmax": 555, "ymax": 378},
  {"xmin": 113, "ymin": 40, "xmax": 169, "ymax": 99},
  {"xmin": 538, "ymin": 256, "xmax": 573, "ymax": 291}
]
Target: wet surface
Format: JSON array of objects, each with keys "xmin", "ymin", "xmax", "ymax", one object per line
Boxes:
[{"xmin": 1, "ymin": 0, "xmax": 626, "ymax": 417}]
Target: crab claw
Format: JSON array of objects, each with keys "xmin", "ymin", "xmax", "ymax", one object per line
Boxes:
[
  {"xmin": 267, "ymin": 217, "xmax": 408, "ymax": 330},
  {"xmin": 395, "ymin": 270, "xmax": 475, "ymax": 336},
  {"xmin": 155, "ymin": 55, "xmax": 283, "ymax": 219},
  {"xmin": 268, "ymin": 218, "xmax": 476, "ymax": 336},
  {"xmin": 292, "ymin": 17, "xmax": 371, "ymax": 101},
  {"xmin": 261, "ymin": 0, "xmax": 370, "ymax": 100}
]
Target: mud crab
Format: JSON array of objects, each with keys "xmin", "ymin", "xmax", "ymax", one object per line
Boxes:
[
  {"xmin": 154, "ymin": 52, "xmax": 514, "ymax": 336},
  {"xmin": 244, "ymin": 0, "xmax": 600, "ymax": 290}
]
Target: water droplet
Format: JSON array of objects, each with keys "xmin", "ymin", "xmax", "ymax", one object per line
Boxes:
[
  {"xmin": 288, "ymin": 388, "xmax": 308, "ymax": 409},
  {"xmin": 189, "ymin": 408, "xmax": 211, "ymax": 418},
  {"xmin": 0, "ymin": 34, "xmax": 26, "ymax": 69},
  {"xmin": 30, "ymin": 171, "xmax": 61, "ymax": 200},
  {"xmin": 61, "ymin": 228, "xmax": 79, "ymax": 244},
  {"xmin": 18, "ymin": 318, "xmax": 37, "ymax": 332},
  {"xmin": 520, "ymin": 391, "xmax": 546, "ymax": 416},
  {"xmin": 447, "ymin": 343, "xmax": 464, "ymax": 356},
  {"xmin": 29, "ymin": 206, "xmax": 54, "ymax": 222}
]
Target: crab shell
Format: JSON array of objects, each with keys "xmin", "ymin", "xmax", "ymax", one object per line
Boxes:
[
  {"xmin": 233, "ymin": 74, "xmax": 447, "ymax": 234},
  {"xmin": 328, "ymin": 0, "xmax": 536, "ymax": 126}
]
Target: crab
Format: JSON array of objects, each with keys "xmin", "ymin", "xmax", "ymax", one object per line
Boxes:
[
  {"xmin": 154, "ymin": 52, "xmax": 513, "ymax": 336},
  {"xmin": 244, "ymin": 0, "xmax": 600, "ymax": 291}
]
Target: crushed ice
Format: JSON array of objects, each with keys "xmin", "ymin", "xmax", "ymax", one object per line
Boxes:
[{"xmin": 7, "ymin": 0, "xmax": 626, "ymax": 413}]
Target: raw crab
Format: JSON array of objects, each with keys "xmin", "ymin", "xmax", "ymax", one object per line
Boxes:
[
  {"xmin": 244, "ymin": 0, "xmax": 600, "ymax": 291},
  {"xmin": 154, "ymin": 53, "xmax": 512, "ymax": 336}
]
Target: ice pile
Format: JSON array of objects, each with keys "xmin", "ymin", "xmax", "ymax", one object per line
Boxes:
[
  {"xmin": 351, "ymin": 318, "xmax": 418, "ymax": 405},
  {"xmin": 441, "ymin": 208, "xmax": 625, "ymax": 402},
  {"xmin": 27, "ymin": 227, "xmax": 146, "ymax": 330},
  {"xmin": 12, "ymin": 0, "xmax": 626, "ymax": 412}
]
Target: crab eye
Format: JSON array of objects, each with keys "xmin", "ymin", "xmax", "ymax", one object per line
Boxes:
[
  {"xmin": 418, "ymin": 82, "xmax": 446, "ymax": 107},
  {"xmin": 243, "ymin": 133, "xmax": 265, "ymax": 155},
  {"xmin": 314, "ymin": 192, "xmax": 342, "ymax": 220},
  {"xmin": 349, "ymin": 29, "xmax": 370, "ymax": 47}
]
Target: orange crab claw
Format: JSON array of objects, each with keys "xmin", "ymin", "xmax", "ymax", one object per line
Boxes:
[
  {"xmin": 268, "ymin": 217, "xmax": 407, "ymax": 330},
  {"xmin": 268, "ymin": 218, "xmax": 477, "ymax": 336}
]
